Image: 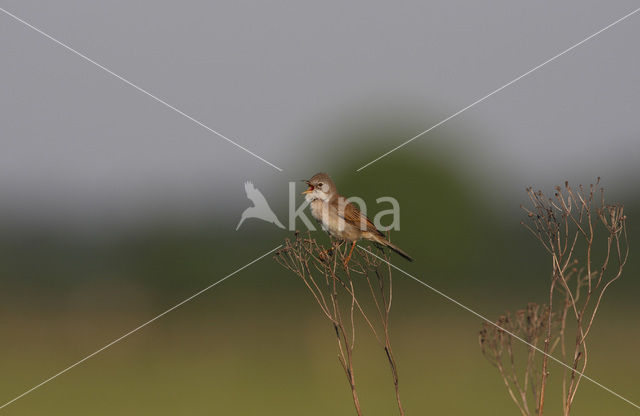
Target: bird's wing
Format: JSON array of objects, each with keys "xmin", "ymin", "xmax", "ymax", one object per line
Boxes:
[
  {"xmin": 339, "ymin": 199, "xmax": 383, "ymax": 237},
  {"xmin": 244, "ymin": 181, "xmax": 269, "ymax": 207},
  {"xmin": 244, "ymin": 181, "xmax": 255, "ymax": 195}
]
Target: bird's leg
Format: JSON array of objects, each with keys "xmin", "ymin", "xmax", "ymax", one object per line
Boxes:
[{"xmin": 344, "ymin": 241, "xmax": 357, "ymax": 267}]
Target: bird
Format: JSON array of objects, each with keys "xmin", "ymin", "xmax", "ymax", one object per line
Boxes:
[
  {"xmin": 302, "ymin": 172, "xmax": 413, "ymax": 263},
  {"xmin": 236, "ymin": 181, "xmax": 285, "ymax": 230}
]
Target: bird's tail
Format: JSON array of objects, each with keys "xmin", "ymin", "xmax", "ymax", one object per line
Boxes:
[{"xmin": 372, "ymin": 234, "xmax": 413, "ymax": 262}]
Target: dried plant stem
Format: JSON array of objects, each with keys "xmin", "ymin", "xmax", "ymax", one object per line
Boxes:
[
  {"xmin": 537, "ymin": 277, "xmax": 555, "ymax": 416},
  {"xmin": 482, "ymin": 179, "xmax": 628, "ymax": 416},
  {"xmin": 275, "ymin": 232, "xmax": 406, "ymax": 415},
  {"xmin": 370, "ymin": 251, "xmax": 405, "ymax": 416},
  {"xmin": 332, "ymin": 262, "xmax": 362, "ymax": 415}
]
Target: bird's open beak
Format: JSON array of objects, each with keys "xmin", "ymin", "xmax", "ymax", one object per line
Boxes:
[{"xmin": 301, "ymin": 180, "xmax": 313, "ymax": 194}]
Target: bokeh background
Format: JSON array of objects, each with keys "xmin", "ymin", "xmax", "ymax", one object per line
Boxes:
[{"xmin": 1, "ymin": 1, "xmax": 639, "ymax": 414}]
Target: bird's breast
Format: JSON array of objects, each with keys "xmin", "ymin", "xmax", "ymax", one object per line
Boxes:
[
  {"xmin": 309, "ymin": 200, "xmax": 359, "ymax": 240},
  {"xmin": 310, "ymin": 200, "xmax": 326, "ymax": 224}
]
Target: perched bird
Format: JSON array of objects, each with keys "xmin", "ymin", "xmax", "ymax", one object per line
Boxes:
[
  {"xmin": 302, "ymin": 172, "xmax": 413, "ymax": 263},
  {"xmin": 236, "ymin": 181, "xmax": 285, "ymax": 230}
]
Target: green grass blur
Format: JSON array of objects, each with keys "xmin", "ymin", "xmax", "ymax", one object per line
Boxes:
[{"xmin": 0, "ymin": 138, "xmax": 639, "ymax": 414}]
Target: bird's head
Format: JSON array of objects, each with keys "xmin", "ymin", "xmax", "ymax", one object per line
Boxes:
[{"xmin": 302, "ymin": 172, "xmax": 336, "ymax": 202}]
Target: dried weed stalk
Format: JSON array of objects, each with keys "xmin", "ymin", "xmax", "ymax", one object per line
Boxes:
[
  {"xmin": 274, "ymin": 232, "xmax": 404, "ymax": 415},
  {"xmin": 480, "ymin": 179, "xmax": 629, "ymax": 416},
  {"xmin": 479, "ymin": 303, "xmax": 559, "ymax": 415}
]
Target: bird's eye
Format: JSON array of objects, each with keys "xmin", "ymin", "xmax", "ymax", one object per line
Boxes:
[{"xmin": 318, "ymin": 183, "xmax": 323, "ymax": 187}]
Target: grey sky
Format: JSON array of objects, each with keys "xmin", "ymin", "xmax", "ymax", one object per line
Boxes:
[{"xmin": 1, "ymin": 0, "xmax": 639, "ymax": 226}]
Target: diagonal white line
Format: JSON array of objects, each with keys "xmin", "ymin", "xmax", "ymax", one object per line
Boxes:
[
  {"xmin": 359, "ymin": 246, "xmax": 640, "ymax": 411},
  {"xmin": 0, "ymin": 244, "xmax": 282, "ymax": 411},
  {"xmin": 0, "ymin": 7, "xmax": 283, "ymax": 172},
  {"xmin": 356, "ymin": 6, "xmax": 640, "ymax": 172}
]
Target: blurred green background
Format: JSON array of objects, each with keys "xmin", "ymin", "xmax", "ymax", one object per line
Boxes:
[
  {"xmin": 0, "ymin": 122, "xmax": 638, "ymax": 415},
  {"xmin": 3, "ymin": 0, "xmax": 640, "ymax": 412}
]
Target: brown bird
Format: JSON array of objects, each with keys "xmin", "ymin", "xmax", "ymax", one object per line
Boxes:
[{"xmin": 302, "ymin": 172, "xmax": 413, "ymax": 264}]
